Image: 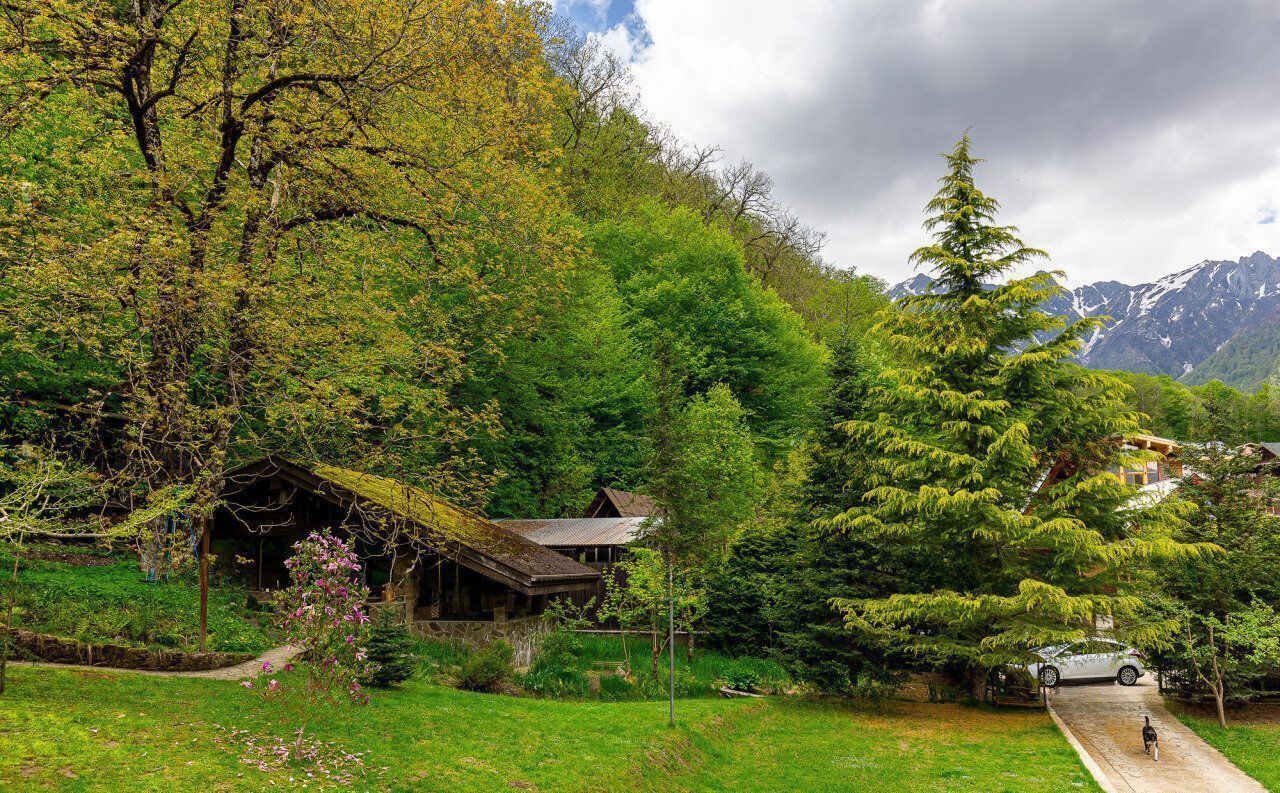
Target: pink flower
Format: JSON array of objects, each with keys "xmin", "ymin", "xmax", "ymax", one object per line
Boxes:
[
  {"xmin": 240, "ymin": 680, "xmax": 254, "ymax": 689},
  {"xmin": 262, "ymin": 661, "xmax": 273, "ymax": 673},
  {"xmin": 283, "ymin": 663, "xmax": 294, "ymax": 672},
  {"xmin": 268, "ymin": 679, "xmax": 281, "ymax": 693}
]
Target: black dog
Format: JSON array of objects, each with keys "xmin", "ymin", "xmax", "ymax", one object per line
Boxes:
[{"xmin": 1143, "ymin": 716, "xmax": 1159, "ymax": 761}]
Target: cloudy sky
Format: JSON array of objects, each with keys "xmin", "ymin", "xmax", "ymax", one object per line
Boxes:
[{"xmin": 554, "ymin": 0, "xmax": 1280, "ymax": 287}]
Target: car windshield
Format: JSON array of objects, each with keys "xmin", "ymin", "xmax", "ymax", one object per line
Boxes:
[{"xmin": 1036, "ymin": 644, "xmax": 1069, "ymax": 658}]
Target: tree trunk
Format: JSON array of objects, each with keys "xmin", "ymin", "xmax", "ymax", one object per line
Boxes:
[
  {"xmin": 651, "ymin": 628, "xmax": 660, "ymax": 677},
  {"xmin": 969, "ymin": 664, "xmax": 987, "ymax": 702},
  {"xmin": 1214, "ymin": 685, "xmax": 1227, "ymax": 728},
  {"xmin": 0, "ymin": 532, "xmax": 24, "ymax": 695}
]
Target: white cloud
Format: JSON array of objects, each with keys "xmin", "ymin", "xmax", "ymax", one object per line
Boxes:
[
  {"xmin": 591, "ymin": 21, "xmax": 638, "ymax": 63},
  {"xmin": 617, "ymin": 1, "xmax": 1280, "ymax": 285}
]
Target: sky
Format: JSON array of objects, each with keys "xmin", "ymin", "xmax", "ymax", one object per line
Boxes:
[{"xmin": 553, "ymin": 0, "xmax": 1280, "ymax": 287}]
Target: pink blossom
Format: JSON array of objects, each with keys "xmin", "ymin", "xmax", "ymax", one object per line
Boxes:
[{"xmin": 241, "ymin": 680, "xmax": 254, "ymax": 689}]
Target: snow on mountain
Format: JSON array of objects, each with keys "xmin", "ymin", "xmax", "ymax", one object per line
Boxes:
[{"xmin": 888, "ymin": 252, "xmax": 1280, "ymax": 381}]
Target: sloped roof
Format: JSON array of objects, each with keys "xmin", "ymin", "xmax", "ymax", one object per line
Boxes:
[
  {"xmin": 224, "ymin": 457, "xmax": 598, "ymax": 594},
  {"xmin": 583, "ymin": 486, "xmax": 656, "ymax": 518},
  {"xmin": 1259, "ymin": 442, "xmax": 1280, "ymax": 459},
  {"xmin": 499, "ymin": 517, "xmax": 651, "ymax": 547}
]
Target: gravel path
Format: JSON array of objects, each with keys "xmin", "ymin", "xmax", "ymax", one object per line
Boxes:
[
  {"xmin": 1049, "ymin": 677, "xmax": 1266, "ymax": 793},
  {"xmin": 9, "ymin": 644, "xmax": 299, "ymax": 680}
]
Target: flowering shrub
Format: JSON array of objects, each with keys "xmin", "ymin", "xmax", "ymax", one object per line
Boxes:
[
  {"xmin": 234, "ymin": 532, "xmax": 373, "ymax": 783},
  {"xmin": 277, "ymin": 532, "xmax": 373, "ymax": 705}
]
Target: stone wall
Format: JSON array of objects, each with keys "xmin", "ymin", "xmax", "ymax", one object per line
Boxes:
[
  {"xmin": 409, "ymin": 616, "xmax": 550, "ymax": 668},
  {"xmin": 2, "ymin": 627, "xmax": 256, "ymax": 672}
]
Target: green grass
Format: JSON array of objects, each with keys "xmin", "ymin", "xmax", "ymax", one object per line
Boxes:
[
  {"xmin": 0, "ymin": 543, "xmax": 275, "ymax": 653},
  {"xmin": 1177, "ymin": 710, "xmax": 1280, "ymax": 790},
  {"xmin": 410, "ymin": 631, "xmax": 791, "ymax": 700},
  {"xmin": 0, "ymin": 665, "xmax": 1099, "ymax": 792}
]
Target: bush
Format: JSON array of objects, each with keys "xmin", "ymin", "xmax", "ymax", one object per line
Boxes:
[
  {"xmin": 520, "ymin": 665, "xmax": 591, "ymax": 698},
  {"xmin": 532, "ymin": 625, "xmax": 582, "ymax": 672},
  {"xmin": 363, "ymin": 626, "xmax": 417, "ymax": 687},
  {"xmin": 456, "ymin": 640, "xmax": 514, "ymax": 693},
  {"xmin": 597, "ymin": 674, "xmax": 636, "ymax": 700},
  {"xmin": 723, "ymin": 659, "xmax": 761, "ymax": 693}
]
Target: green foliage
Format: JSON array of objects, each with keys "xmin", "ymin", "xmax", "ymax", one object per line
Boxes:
[
  {"xmin": 1182, "ymin": 322, "xmax": 1280, "ymax": 392},
  {"xmin": 761, "ymin": 335, "xmax": 905, "ymax": 692},
  {"xmin": 362, "ymin": 626, "xmax": 418, "ymax": 688},
  {"xmin": 1152, "ymin": 444, "xmax": 1280, "ymax": 716},
  {"xmin": 1113, "ymin": 371, "xmax": 1280, "ymax": 443},
  {"xmin": 456, "ymin": 640, "xmax": 515, "ymax": 693},
  {"xmin": 602, "ymin": 548, "xmax": 705, "ymax": 668},
  {"xmin": 469, "ymin": 260, "xmax": 650, "ymax": 518},
  {"xmin": 592, "ymin": 204, "xmax": 826, "ymax": 449},
  {"xmin": 830, "ymin": 135, "xmax": 1199, "ymax": 694},
  {"xmin": 723, "ymin": 659, "xmax": 762, "ymax": 693},
  {"xmin": 0, "ymin": 545, "xmax": 273, "ymax": 653}
]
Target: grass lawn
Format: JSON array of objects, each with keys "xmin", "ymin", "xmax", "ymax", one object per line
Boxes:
[
  {"xmin": 0, "ymin": 543, "xmax": 275, "ymax": 653},
  {"xmin": 1176, "ymin": 709, "xmax": 1280, "ymax": 791},
  {"xmin": 0, "ymin": 665, "xmax": 1099, "ymax": 792}
]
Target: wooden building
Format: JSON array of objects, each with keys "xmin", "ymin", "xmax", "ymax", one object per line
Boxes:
[
  {"xmin": 582, "ymin": 486, "xmax": 655, "ymax": 519},
  {"xmin": 499, "ymin": 487, "xmax": 658, "ymax": 615},
  {"xmin": 212, "ymin": 457, "xmax": 600, "ymax": 625},
  {"xmin": 1112, "ymin": 434, "xmax": 1183, "ymax": 486},
  {"xmin": 1240, "ymin": 442, "xmax": 1280, "ymax": 516}
]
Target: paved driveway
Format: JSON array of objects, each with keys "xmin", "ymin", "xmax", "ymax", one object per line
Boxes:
[{"xmin": 1049, "ymin": 677, "xmax": 1266, "ymax": 793}]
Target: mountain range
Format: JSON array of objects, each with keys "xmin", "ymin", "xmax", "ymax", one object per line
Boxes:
[{"xmin": 889, "ymin": 251, "xmax": 1280, "ymax": 390}]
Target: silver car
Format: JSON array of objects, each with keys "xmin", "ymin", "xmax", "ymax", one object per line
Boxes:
[{"xmin": 1028, "ymin": 638, "xmax": 1147, "ymax": 687}]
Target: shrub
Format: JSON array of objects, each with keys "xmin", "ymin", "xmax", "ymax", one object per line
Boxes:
[
  {"xmin": 597, "ymin": 674, "xmax": 636, "ymax": 700},
  {"xmin": 457, "ymin": 640, "xmax": 514, "ymax": 693},
  {"xmin": 520, "ymin": 665, "xmax": 592, "ymax": 698},
  {"xmin": 532, "ymin": 625, "xmax": 582, "ymax": 672},
  {"xmin": 363, "ymin": 626, "xmax": 417, "ymax": 687},
  {"xmin": 723, "ymin": 660, "xmax": 761, "ymax": 693}
]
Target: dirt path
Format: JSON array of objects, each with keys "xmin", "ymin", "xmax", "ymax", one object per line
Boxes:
[
  {"xmin": 9, "ymin": 644, "xmax": 299, "ymax": 681},
  {"xmin": 1049, "ymin": 677, "xmax": 1266, "ymax": 793}
]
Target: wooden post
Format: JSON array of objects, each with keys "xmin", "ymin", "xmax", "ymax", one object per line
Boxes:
[{"xmin": 198, "ymin": 515, "xmax": 210, "ymax": 652}]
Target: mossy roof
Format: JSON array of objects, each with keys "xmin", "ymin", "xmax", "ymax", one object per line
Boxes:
[{"xmin": 262, "ymin": 460, "xmax": 598, "ymax": 585}]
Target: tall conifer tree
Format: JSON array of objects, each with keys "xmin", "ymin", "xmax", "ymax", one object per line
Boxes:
[{"xmin": 832, "ymin": 135, "xmax": 1198, "ymax": 697}]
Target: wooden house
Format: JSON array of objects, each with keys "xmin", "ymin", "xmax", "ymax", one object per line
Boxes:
[
  {"xmin": 1038, "ymin": 433, "xmax": 1183, "ymax": 493},
  {"xmin": 211, "ymin": 457, "xmax": 600, "ymax": 629},
  {"xmin": 1112, "ymin": 434, "xmax": 1183, "ymax": 486}
]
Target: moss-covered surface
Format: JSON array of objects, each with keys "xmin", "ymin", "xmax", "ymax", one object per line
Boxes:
[{"xmin": 310, "ymin": 463, "xmax": 592, "ymax": 578}]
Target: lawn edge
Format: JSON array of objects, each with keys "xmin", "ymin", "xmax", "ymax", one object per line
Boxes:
[{"xmin": 1048, "ymin": 702, "xmax": 1117, "ymax": 793}]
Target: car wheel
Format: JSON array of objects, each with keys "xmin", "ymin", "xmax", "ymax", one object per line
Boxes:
[
  {"xmin": 1040, "ymin": 666, "xmax": 1060, "ymax": 687},
  {"xmin": 1117, "ymin": 666, "xmax": 1139, "ymax": 686}
]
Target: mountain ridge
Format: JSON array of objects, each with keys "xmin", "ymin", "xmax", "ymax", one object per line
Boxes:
[{"xmin": 888, "ymin": 251, "xmax": 1280, "ymax": 389}]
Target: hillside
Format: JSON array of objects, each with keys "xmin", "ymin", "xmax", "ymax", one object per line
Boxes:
[
  {"xmin": 1182, "ymin": 322, "xmax": 1280, "ymax": 391},
  {"xmin": 891, "ymin": 251, "xmax": 1280, "ymax": 387}
]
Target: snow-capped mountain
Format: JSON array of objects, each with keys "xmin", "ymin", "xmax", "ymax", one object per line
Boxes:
[{"xmin": 888, "ymin": 251, "xmax": 1280, "ymax": 383}]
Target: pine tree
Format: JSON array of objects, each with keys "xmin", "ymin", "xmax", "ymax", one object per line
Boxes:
[{"xmin": 832, "ymin": 135, "xmax": 1199, "ymax": 698}]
